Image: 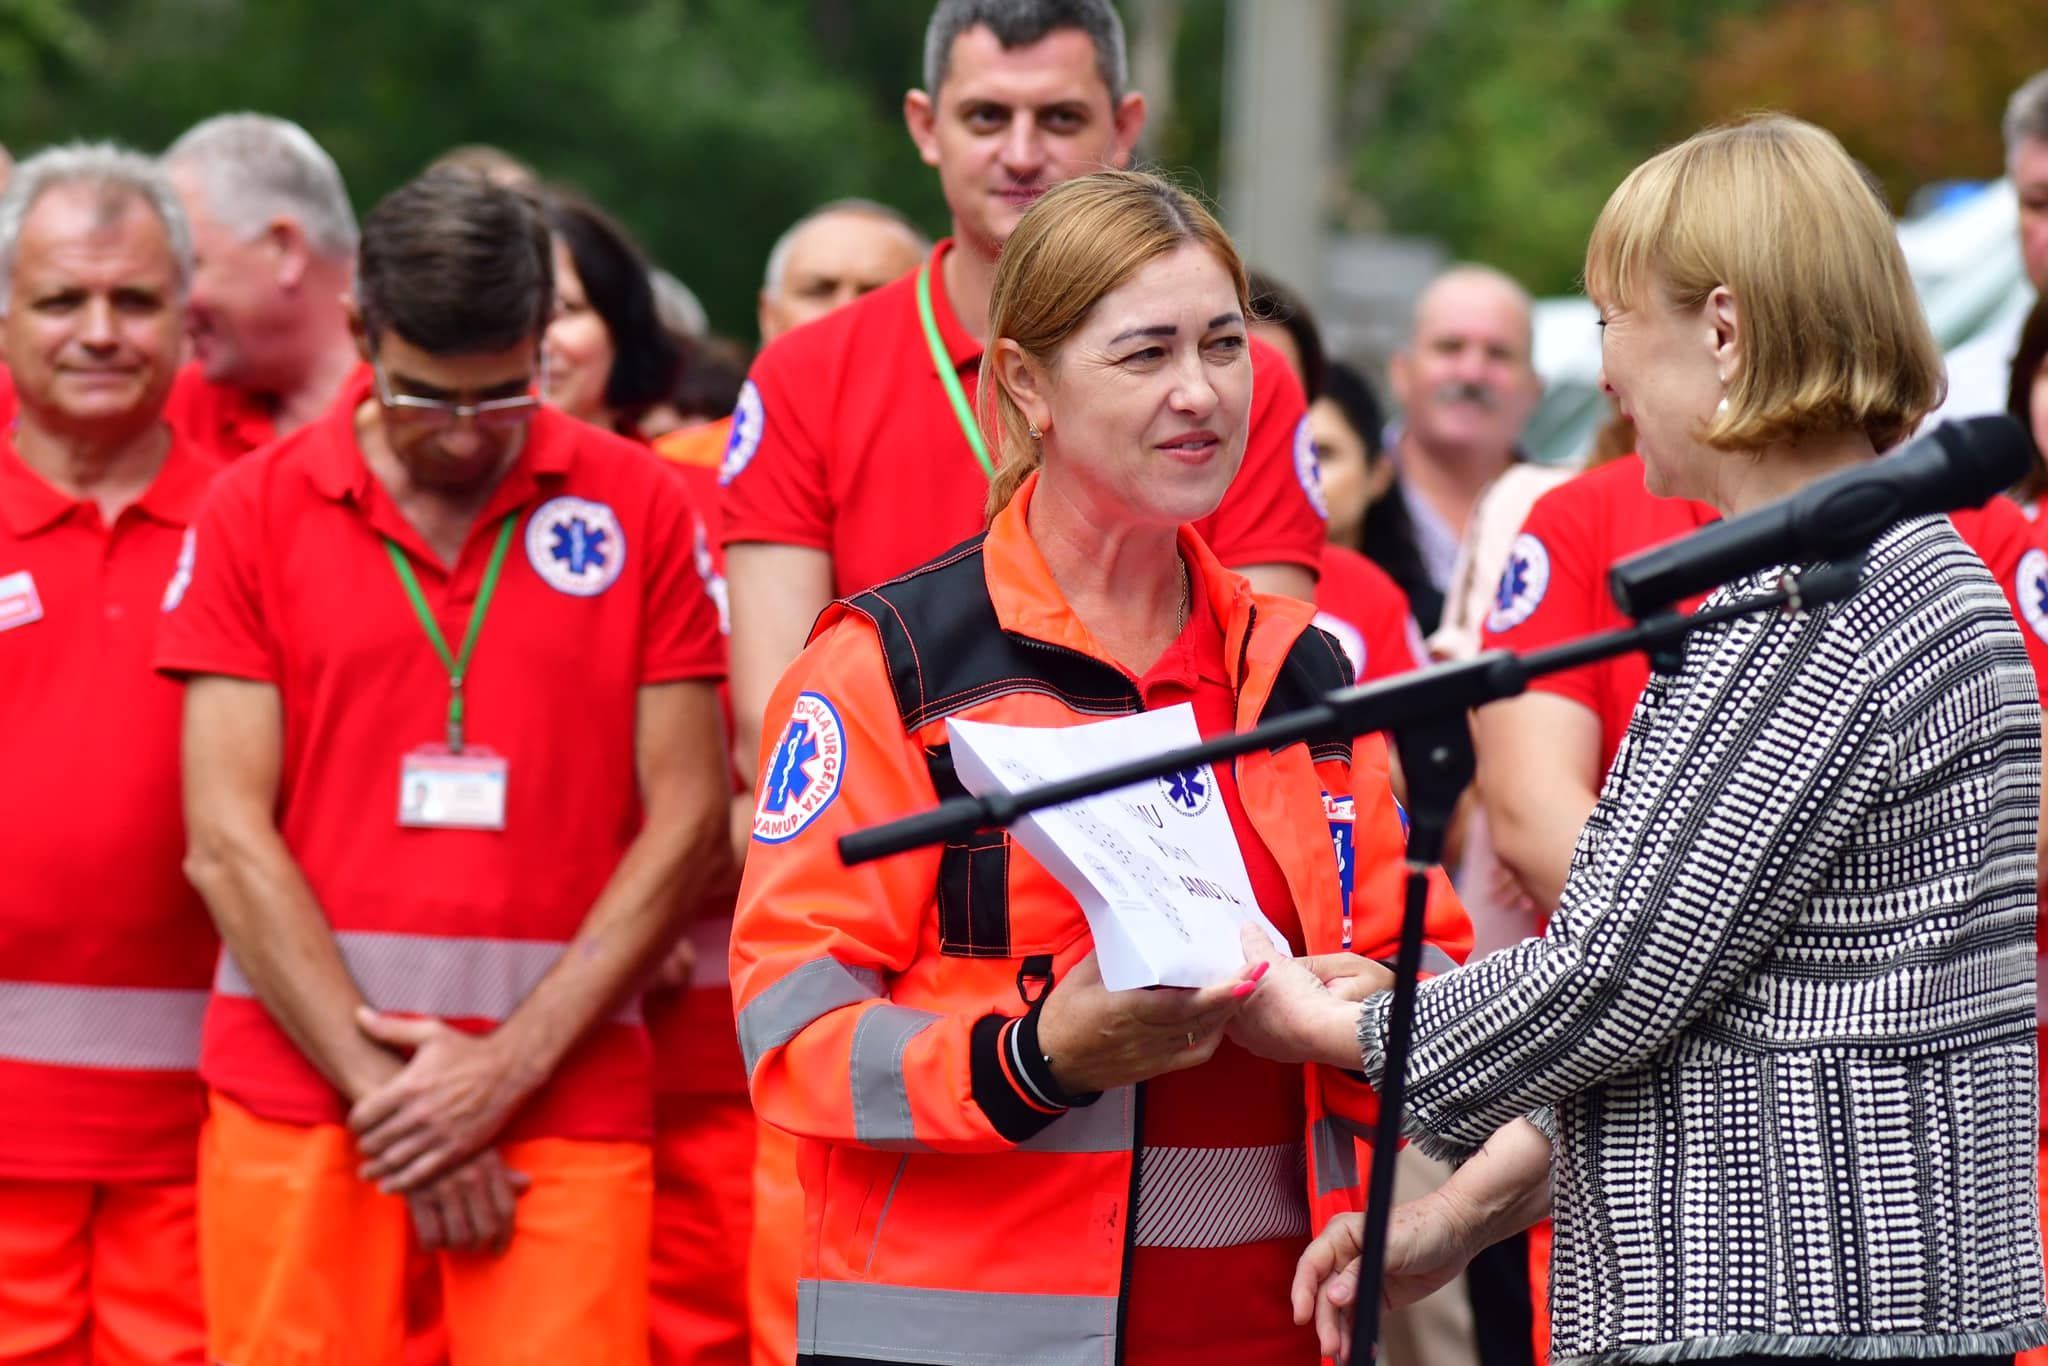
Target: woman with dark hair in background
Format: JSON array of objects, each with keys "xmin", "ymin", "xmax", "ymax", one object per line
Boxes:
[
  {"xmin": 1244, "ymin": 272, "xmax": 1429, "ymax": 686},
  {"xmin": 1248, "ymin": 269, "xmax": 1329, "ymax": 402},
  {"xmin": 540, "ymin": 189, "xmax": 684, "ymax": 439},
  {"xmin": 1309, "ymin": 359, "xmax": 1430, "ymax": 684},
  {"xmin": 2006, "ymin": 296, "xmax": 2048, "ymax": 517}
]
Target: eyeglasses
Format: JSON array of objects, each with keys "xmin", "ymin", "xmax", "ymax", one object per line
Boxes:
[{"xmin": 372, "ymin": 362, "xmax": 541, "ymax": 431}]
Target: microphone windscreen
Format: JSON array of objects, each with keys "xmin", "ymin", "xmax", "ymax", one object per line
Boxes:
[{"xmin": 1936, "ymin": 414, "xmax": 2033, "ymax": 501}]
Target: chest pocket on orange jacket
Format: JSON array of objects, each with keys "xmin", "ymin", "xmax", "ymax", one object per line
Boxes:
[{"xmin": 927, "ymin": 743, "xmax": 1017, "ymax": 958}]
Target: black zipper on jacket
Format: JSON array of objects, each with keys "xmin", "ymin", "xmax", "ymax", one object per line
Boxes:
[{"xmin": 1235, "ymin": 602, "xmax": 1258, "ymax": 697}]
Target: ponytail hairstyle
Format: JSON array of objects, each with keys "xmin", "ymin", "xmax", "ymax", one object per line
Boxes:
[{"xmin": 982, "ymin": 170, "xmax": 1249, "ymax": 520}]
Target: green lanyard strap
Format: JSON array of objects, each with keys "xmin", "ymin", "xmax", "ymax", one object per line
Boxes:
[
  {"xmin": 915, "ymin": 259, "xmax": 996, "ymax": 481},
  {"xmin": 382, "ymin": 515, "xmax": 516, "ymax": 754}
]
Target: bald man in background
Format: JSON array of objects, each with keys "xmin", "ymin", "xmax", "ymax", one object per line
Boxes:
[
  {"xmin": 755, "ymin": 198, "xmax": 930, "ymax": 341},
  {"xmin": 655, "ymin": 200, "xmax": 930, "ymax": 480},
  {"xmin": 1368, "ymin": 264, "xmax": 1544, "ymax": 633},
  {"xmin": 653, "ymin": 198, "xmax": 928, "ymax": 533}
]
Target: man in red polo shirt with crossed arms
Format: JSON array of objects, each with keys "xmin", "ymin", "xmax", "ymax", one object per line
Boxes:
[
  {"xmin": 158, "ymin": 169, "xmax": 733, "ymax": 1364},
  {"xmin": 0, "ymin": 141, "xmax": 219, "ymax": 1366}
]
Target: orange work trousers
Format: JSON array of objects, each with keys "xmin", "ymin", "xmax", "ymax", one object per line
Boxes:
[
  {"xmin": 0, "ymin": 1176, "xmax": 204, "ymax": 1365},
  {"xmin": 747, "ymin": 1123, "xmax": 802, "ymax": 1366},
  {"xmin": 199, "ymin": 1092, "xmax": 652, "ymax": 1366},
  {"xmin": 649, "ymin": 1092, "xmax": 754, "ymax": 1366}
]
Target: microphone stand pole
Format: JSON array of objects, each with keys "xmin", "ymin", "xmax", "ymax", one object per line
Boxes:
[{"xmin": 835, "ymin": 555, "xmax": 1866, "ymax": 1364}]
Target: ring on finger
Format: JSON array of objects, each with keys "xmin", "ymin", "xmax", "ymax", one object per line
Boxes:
[{"xmin": 1185, "ymin": 1030, "xmax": 1197, "ymax": 1049}]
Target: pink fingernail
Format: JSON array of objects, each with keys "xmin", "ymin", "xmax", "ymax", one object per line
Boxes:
[
  {"xmin": 1234, "ymin": 980, "xmax": 1257, "ymax": 998},
  {"xmin": 1250, "ymin": 961, "xmax": 1271, "ymax": 983}
]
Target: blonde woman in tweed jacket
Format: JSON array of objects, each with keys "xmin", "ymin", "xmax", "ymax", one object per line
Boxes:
[{"xmin": 1232, "ymin": 115, "xmax": 2048, "ymax": 1366}]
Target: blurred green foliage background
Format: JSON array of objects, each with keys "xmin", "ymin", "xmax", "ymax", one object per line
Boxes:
[{"xmin": 0, "ymin": 0, "xmax": 2034, "ymax": 341}]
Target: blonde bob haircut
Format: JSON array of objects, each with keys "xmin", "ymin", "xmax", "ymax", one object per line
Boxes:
[
  {"xmin": 1584, "ymin": 114, "xmax": 1943, "ymax": 455},
  {"xmin": 983, "ymin": 170, "xmax": 1249, "ymax": 519}
]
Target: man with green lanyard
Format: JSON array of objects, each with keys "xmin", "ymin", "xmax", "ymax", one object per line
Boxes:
[
  {"xmin": 156, "ymin": 169, "xmax": 732, "ymax": 1363},
  {"xmin": 719, "ymin": 0, "xmax": 1330, "ymax": 812}
]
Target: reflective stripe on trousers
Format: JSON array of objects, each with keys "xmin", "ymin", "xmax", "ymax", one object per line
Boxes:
[
  {"xmin": 1132, "ymin": 1142, "xmax": 1310, "ymax": 1248},
  {"xmin": 0, "ymin": 979, "xmax": 208, "ymax": 1070},
  {"xmin": 214, "ymin": 931, "xmax": 641, "ymax": 1023},
  {"xmin": 797, "ymin": 1278, "xmax": 1116, "ymax": 1365}
]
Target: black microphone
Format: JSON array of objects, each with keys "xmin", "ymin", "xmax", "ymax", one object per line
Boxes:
[{"xmin": 1607, "ymin": 415, "xmax": 2032, "ymax": 618}]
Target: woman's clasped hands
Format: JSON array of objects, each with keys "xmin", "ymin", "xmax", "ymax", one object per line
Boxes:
[{"xmin": 1032, "ymin": 927, "xmax": 1396, "ymax": 1093}]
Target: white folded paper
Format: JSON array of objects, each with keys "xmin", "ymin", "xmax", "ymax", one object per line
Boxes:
[{"xmin": 946, "ymin": 703, "xmax": 1290, "ymax": 991}]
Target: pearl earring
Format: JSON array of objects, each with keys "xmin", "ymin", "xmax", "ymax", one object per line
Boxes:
[{"xmin": 1027, "ymin": 424, "xmax": 1042, "ymax": 441}]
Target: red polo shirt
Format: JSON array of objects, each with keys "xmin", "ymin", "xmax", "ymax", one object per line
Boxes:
[
  {"xmin": 162, "ymin": 360, "xmax": 372, "ymax": 463},
  {"xmin": 720, "ymin": 240, "xmax": 1326, "ymax": 597},
  {"xmin": 0, "ymin": 434, "xmax": 223, "ymax": 1181},
  {"xmin": 1951, "ymin": 496, "xmax": 2048, "ymax": 693},
  {"xmin": 0, "ymin": 365, "xmax": 14, "ymax": 430},
  {"xmin": 1485, "ymin": 457, "xmax": 2048, "ymax": 766},
  {"xmin": 1480, "ymin": 455, "xmax": 1718, "ymax": 766},
  {"xmin": 156, "ymin": 375, "xmax": 726, "ymax": 1143},
  {"xmin": 1314, "ymin": 542, "xmax": 1427, "ymax": 683},
  {"xmin": 1123, "ymin": 590, "xmax": 1317, "ymax": 1365}
]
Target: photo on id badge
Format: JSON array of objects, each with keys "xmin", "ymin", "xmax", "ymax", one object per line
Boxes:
[{"xmin": 400, "ymin": 746, "xmax": 509, "ymax": 830}]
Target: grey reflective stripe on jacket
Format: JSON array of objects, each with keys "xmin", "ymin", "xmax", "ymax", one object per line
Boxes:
[{"xmin": 797, "ymin": 1279, "xmax": 1116, "ymax": 1365}]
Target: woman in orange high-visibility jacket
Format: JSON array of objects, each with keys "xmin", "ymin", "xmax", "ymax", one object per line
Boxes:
[{"xmin": 729, "ymin": 171, "xmax": 1470, "ymax": 1366}]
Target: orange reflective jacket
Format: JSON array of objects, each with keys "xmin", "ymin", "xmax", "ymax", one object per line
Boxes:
[{"xmin": 730, "ymin": 476, "xmax": 1470, "ymax": 1365}]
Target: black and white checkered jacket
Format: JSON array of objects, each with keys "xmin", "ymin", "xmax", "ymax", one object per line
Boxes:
[{"xmin": 1363, "ymin": 516, "xmax": 2048, "ymax": 1362}]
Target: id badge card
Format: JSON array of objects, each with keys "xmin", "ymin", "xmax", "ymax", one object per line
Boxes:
[
  {"xmin": 1323, "ymin": 791, "xmax": 1357, "ymax": 949},
  {"xmin": 399, "ymin": 746, "xmax": 508, "ymax": 830}
]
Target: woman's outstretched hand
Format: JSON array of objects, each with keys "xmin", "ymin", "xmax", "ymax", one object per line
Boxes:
[{"xmin": 1225, "ymin": 925, "xmax": 1382, "ymax": 1067}]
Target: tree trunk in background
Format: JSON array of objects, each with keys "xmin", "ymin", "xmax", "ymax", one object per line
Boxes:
[
  {"xmin": 1128, "ymin": 0, "xmax": 1182, "ymax": 163},
  {"xmin": 1222, "ymin": 0, "xmax": 1333, "ymax": 290}
]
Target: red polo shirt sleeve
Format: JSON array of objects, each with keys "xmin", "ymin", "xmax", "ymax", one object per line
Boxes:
[
  {"xmin": 1479, "ymin": 478, "xmax": 1602, "ymax": 714},
  {"xmin": 155, "ymin": 460, "xmax": 277, "ymax": 682},
  {"xmin": 717, "ymin": 329, "xmax": 835, "ymax": 552},
  {"xmin": 641, "ymin": 472, "xmax": 729, "ymax": 684},
  {"xmin": 1191, "ymin": 336, "xmax": 1325, "ymax": 576},
  {"xmin": 1951, "ymin": 499, "xmax": 2048, "ymax": 697}
]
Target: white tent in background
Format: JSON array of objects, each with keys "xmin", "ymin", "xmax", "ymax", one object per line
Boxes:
[{"xmin": 1522, "ymin": 179, "xmax": 2031, "ymax": 466}]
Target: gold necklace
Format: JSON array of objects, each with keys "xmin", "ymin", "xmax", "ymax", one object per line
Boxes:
[{"xmin": 1176, "ymin": 558, "xmax": 1189, "ymax": 633}]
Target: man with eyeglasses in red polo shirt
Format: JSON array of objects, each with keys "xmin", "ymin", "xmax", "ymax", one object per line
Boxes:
[{"xmin": 158, "ymin": 169, "xmax": 733, "ymax": 1365}]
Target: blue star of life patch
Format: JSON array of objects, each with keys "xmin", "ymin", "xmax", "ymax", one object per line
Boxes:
[
  {"xmin": 526, "ymin": 496, "xmax": 626, "ymax": 596},
  {"xmin": 753, "ymin": 691, "xmax": 847, "ymax": 843},
  {"xmin": 1485, "ymin": 532, "xmax": 1551, "ymax": 633}
]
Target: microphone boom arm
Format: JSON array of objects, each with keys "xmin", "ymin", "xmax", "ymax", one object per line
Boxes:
[{"xmin": 836, "ymin": 553, "xmax": 1868, "ymax": 867}]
